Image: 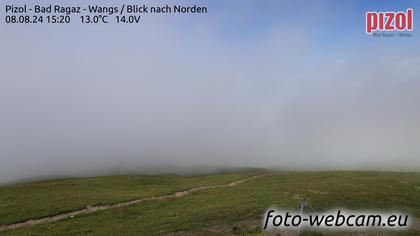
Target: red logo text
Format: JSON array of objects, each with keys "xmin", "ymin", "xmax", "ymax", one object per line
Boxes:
[{"xmin": 366, "ymin": 9, "xmax": 413, "ymax": 34}]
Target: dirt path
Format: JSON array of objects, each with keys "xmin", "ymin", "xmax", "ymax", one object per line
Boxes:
[{"xmin": 0, "ymin": 174, "xmax": 267, "ymax": 232}]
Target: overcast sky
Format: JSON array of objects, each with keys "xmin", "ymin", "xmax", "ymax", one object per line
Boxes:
[{"xmin": 1, "ymin": 0, "xmax": 420, "ymax": 183}]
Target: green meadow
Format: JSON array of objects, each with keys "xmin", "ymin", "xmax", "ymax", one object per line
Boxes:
[{"xmin": 1, "ymin": 171, "xmax": 419, "ymax": 235}]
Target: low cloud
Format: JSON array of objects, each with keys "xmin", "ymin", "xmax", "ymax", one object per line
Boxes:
[{"xmin": 0, "ymin": 0, "xmax": 419, "ymax": 183}]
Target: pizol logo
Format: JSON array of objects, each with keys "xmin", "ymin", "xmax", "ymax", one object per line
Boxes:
[{"xmin": 366, "ymin": 9, "xmax": 413, "ymax": 34}]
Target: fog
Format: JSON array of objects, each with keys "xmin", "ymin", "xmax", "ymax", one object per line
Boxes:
[{"xmin": 1, "ymin": 1, "xmax": 420, "ymax": 183}]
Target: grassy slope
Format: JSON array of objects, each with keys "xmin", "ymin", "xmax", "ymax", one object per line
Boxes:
[
  {"xmin": 1, "ymin": 171, "xmax": 420, "ymax": 235},
  {"xmin": 0, "ymin": 172, "xmax": 259, "ymax": 226}
]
